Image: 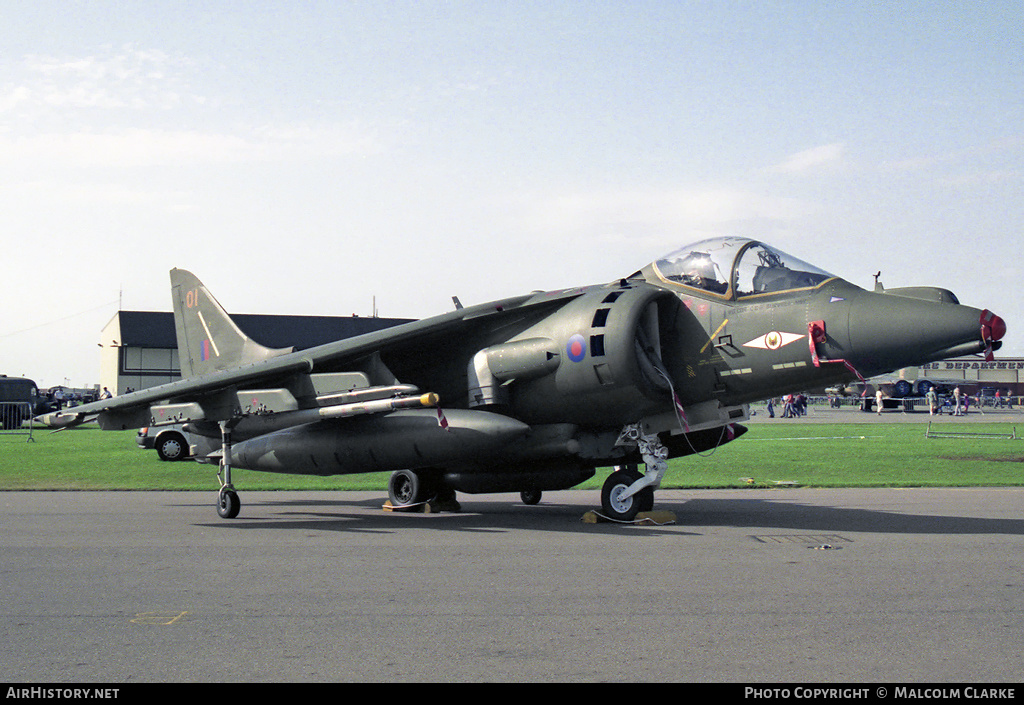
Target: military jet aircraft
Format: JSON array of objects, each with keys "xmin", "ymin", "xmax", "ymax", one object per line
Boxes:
[{"xmin": 42, "ymin": 237, "xmax": 1006, "ymax": 521}]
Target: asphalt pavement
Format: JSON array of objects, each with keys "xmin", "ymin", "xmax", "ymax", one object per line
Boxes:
[{"xmin": 3, "ymin": 485, "xmax": 1023, "ymax": 682}]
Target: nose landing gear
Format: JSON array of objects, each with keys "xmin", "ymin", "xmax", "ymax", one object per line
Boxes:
[{"xmin": 599, "ymin": 424, "xmax": 668, "ymax": 522}]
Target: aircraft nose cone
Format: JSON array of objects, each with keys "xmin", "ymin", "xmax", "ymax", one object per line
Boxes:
[
  {"xmin": 844, "ymin": 290, "xmax": 1004, "ymax": 375},
  {"xmin": 981, "ymin": 309, "xmax": 1006, "ymax": 342}
]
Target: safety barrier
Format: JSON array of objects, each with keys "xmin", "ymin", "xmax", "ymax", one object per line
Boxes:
[{"xmin": 0, "ymin": 402, "xmax": 34, "ymax": 441}]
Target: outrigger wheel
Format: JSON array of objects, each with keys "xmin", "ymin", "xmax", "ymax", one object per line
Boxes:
[
  {"xmin": 600, "ymin": 467, "xmax": 654, "ymax": 522},
  {"xmin": 520, "ymin": 488, "xmax": 542, "ymax": 505},
  {"xmin": 217, "ymin": 488, "xmax": 240, "ymax": 519}
]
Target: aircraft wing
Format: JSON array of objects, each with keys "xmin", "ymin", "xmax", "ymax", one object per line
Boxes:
[{"xmin": 41, "ymin": 280, "xmax": 587, "ymax": 432}]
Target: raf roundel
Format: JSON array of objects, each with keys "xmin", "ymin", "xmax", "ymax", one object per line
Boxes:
[{"xmin": 567, "ymin": 334, "xmax": 587, "ymax": 362}]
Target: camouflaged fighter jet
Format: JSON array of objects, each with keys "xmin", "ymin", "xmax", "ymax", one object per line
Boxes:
[{"xmin": 42, "ymin": 237, "xmax": 1006, "ymax": 521}]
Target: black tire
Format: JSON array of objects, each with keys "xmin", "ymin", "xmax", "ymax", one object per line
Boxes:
[
  {"xmin": 637, "ymin": 485, "xmax": 655, "ymax": 513},
  {"xmin": 388, "ymin": 469, "xmax": 428, "ymax": 507},
  {"xmin": 217, "ymin": 489, "xmax": 240, "ymax": 519},
  {"xmin": 155, "ymin": 432, "xmax": 188, "ymax": 461},
  {"xmin": 601, "ymin": 469, "xmax": 653, "ymax": 522},
  {"xmin": 520, "ymin": 489, "xmax": 542, "ymax": 505}
]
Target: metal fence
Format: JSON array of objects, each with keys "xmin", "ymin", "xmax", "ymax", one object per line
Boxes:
[{"xmin": 0, "ymin": 402, "xmax": 34, "ymax": 441}]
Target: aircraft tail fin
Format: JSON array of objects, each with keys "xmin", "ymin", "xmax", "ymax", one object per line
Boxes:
[{"xmin": 170, "ymin": 269, "xmax": 294, "ymax": 378}]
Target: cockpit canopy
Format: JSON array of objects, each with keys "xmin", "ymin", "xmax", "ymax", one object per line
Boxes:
[{"xmin": 649, "ymin": 237, "xmax": 836, "ymax": 299}]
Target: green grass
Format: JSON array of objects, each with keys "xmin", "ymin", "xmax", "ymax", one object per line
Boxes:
[
  {"xmin": 0, "ymin": 426, "xmax": 392, "ymax": 491},
  {"xmin": 2, "ymin": 422, "xmax": 1022, "ymax": 491},
  {"xmin": 642, "ymin": 423, "xmax": 1024, "ymax": 489}
]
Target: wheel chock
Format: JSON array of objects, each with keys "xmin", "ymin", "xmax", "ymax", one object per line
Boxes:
[
  {"xmin": 582, "ymin": 510, "xmax": 677, "ymax": 525},
  {"xmin": 383, "ymin": 497, "xmax": 462, "ymax": 513},
  {"xmin": 383, "ymin": 500, "xmax": 428, "ymax": 513}
]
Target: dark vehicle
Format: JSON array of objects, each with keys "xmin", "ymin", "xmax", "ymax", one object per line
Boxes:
[
  {"xmin": 136, "ymin": 425, "xmax": 193, "ymax": 461},
  {"xmin": 0, "ymin": 376, "xmax": 43, "ymax": 429}
]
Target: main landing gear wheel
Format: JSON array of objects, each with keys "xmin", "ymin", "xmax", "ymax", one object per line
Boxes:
[
  {"xmin": 388, "ymin": 469, "xmax": 431, "ymax": 508},
  {"xmin": 217, "ymin": 488, "xmax": 240, "ymax": 519},
  {"xmin": 600, "ymin": 468, "xmax": 654, "ymax": 522}
]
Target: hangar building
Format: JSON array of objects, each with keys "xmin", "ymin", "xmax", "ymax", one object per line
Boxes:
[
  {"xmin": 914, "ymin": 357, "xmax": 1024, "ymax": 396},
  {"xmin": 99, "ymin": 311, "xmax": 413, "ymax": 394}
]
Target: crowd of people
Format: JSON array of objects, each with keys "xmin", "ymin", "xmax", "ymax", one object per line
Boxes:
[
  {"xmin": 765, "ymin": 393, "xmax": 807, "ymax": 418},
  {"xmin": 764, "ymin": 387, "xmax": 1016, "ymax": 418},
  {"xmin": 923, "ymin": 386, "xmax": 1013, "ymax": 416}
]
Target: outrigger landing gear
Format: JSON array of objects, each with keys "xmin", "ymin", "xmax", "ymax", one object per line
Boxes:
[
  {"xmin": 599, "ymin": 424, "xmax": 668, "ymax": 522},
  {"xmin": 215, "ymin": 421, "xmax": 241, "ymax": 519},
  {"xmin": 217, "ymin": 485, "xmax": 240, "ymax": 519}
]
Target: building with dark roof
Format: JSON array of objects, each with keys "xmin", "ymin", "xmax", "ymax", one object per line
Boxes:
[{"xmin": 99, "ymin": 311, "xmax": 413, "ymax": 394}]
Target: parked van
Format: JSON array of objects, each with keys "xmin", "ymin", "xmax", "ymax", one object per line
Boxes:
[{"xmin": 0, "ymin": 376, "xmax": 42, "ymax": 429}]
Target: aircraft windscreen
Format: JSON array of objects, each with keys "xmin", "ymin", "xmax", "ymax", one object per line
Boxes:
[
  {"xmin": 653, "ymin": 238, "xmax": 836, "ymax": 298},
  {"xmin": 653, "ymin": 238, "xmax": 743, "ymax": 295},
  {"xmin": 733, "ymin": 243, "xmax": 835, "ymax": 297}
]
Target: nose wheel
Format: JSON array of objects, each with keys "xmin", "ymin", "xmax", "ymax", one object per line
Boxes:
[{"xmin": 601, "ymin": 467, "xmax": 654, "ymax": 522}]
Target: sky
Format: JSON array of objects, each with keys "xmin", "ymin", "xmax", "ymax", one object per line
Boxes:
[{"xmin": 1, "ymin": 1, "xmax": 1021, "ymax": 388}]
